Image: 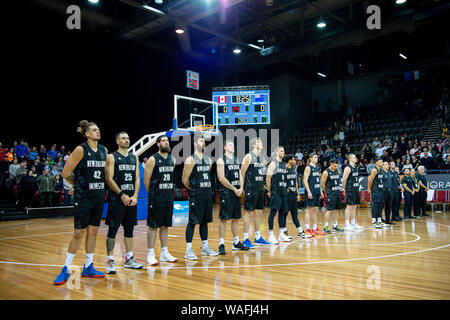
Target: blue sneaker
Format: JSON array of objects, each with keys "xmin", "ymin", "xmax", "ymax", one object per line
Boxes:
[
  {"xmin": 81, "ymin": 263, "xmax": 105, "ymax": 278},
  {"xmin": 53, "ymin": 266, "xmax": 70, "ymax": 285},
  {"xmin": 254, "ymin": 237, "xmax": 271, "ymax": 246},
  {"xmin": 243, "ymin": 238, "xmax": 255, "ymax": 249}
]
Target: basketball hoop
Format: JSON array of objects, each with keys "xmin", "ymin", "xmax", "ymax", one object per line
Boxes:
[
  {"xmin": 195, "ymin": 124, "xmax": 214, "ymax": 132},
  {"xmin": 195, "ymin": 124, "xmax": 214, "ymax": 139}
]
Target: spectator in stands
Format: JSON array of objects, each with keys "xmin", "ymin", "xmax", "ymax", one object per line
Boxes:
[
  {"xmin": 15, "ymin": 161, "xmax": 27, "ymax": 186},
  {"xmin": 30, "ymin": 166, "xmax": 37, "ymax": 177},
  {"xmin": 372, "ymin": 137, "xmax": 380, "ymax": 150},
  {"xmin": 51, "ymin": 164, "xmax": 60, "ymax": 177},
  {"xmin": 383, "ymin": 135, "xmax": 392, "ymax": 145},
  {"xmin": 375, "ymin": 144, "xmax": 384, "ymax": 158},
  {"xmin": 53, "ymin": 174, "xmax": 63, "ymax": 206},
  {"xmin": 411, "ymin": 156, "xmax": 420, "ymax": 170},
  {"xmin": 43, "ymin": 160, "xmax": 51, "ymax": 172},
  {"xmin": 38, "ymin": 145, "xmax": 47, "ymax": 160},
  {"xmin": 63, "ymin": 150, "xmax": 70, "ymax": 162},
  {"xmin": 419, "ymin": 147, "xmax": 432, "ymax": 159},
  {"xmin": 15, "ymin": 139, "xmax": 29, "ymax": 161},
  {"xmin": 0, "ymin": 143, "xmax": 5, "ymax": 162},
  {"xmin": 443, "ymin": 124, "xmax": 448, "ymax": 136},
  {"xmin": 444, "ymin": 155, "xmax": 450, "ymax": 169},
  {"xmin": 63, "ymin": 177, "xmax": 74, "ymax": 206},
  {"xmin": 6, "ymin": 148, "xmax": 15, "ymax": 162},
  {"xmin": 396, "ymin": 158, "xmax": 403, "ymax": 172},
  {"xmin": 20, "ymin": 170, "xmax": 38, "ymax": 209},
  {"xmin": 37, "ymin": 168, "xmax": 56, "ymax": 207},
  {"xmin": 295, "ymin": 149, "xmax": 303, "ymax": 161},
  {"xmin": 405, "ymin": 150, "xmax": 411, "ymax": 162},
  {"xmin": 367, "ymin": 159, "xmax": 376, "ymax": 173},
  {"xmin": 338, "ymin": 127, "xmax": 345, "ymax": 143},
  {"xmin": 333, "ymin": 131, "xmax": 339, "ymax": 145},
  {"xmin": 398, "ymin": 136, "xmax": 408, "ymax": 155},
  {"xmin": 337, "ymin": 152, "xmax": 344, "ymax": 165},
  {"xmin": 362, "ymin": 144, "xmax": 373, "ymax": 161},
  {"xmin": 47, "ymin": 145, "xmax": 58, "ymax": 161},
  {"xmin": 410, "ymin": 143, "xmax": 420, "ymax": 156},
  {"xmin": 29, "ymin": 146, "xmax": 38, "ymax": 162},
  {"xmin": 297, "ymin": 159, "xmax": 306, "ymax": 177},
  {"xmin": 403, "ymin": 159, "xmax": 413, "ymax": 170},
  {"xmin": 8, "ymin": 158, "xmax": 20, "ymax": 185},
  {"xmin": 47, "ymin": 156, "xmax": 54, "ymax": 168},
  {"xmin": 60, "ymin": 145, "xmax": 66, "ymax": 156},
  {"xmin": 381, "ymin": 150, "xmax": 390, "ymax": 162},
  {"xmin": 420, "ymin": 151, "xmax": 433, "ymax": 170}
]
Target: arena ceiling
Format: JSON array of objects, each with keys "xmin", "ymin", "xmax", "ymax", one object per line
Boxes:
[{"xmin": 28, "ymin": 0, "xmax": 449, "ymax": 82}]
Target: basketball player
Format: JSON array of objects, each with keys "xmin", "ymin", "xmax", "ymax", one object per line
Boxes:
[
  {"xmin": 368, "ymin": 158, "xmax": 384, "ymax": 228},
  {"xmin": 341, "ymin": 153, "xmax": 364, "ymax": 231},
  {"xmin": 183, "ymin": 135, "xmax": 218, "ymax": 260},
  {"xmin": 144, "ymin": 135, "xmax": 178, "ymax": 265},
  {"xmin": 105, "ymin": 132, "xmax": 143, "ymax": 274},
  {"xmin": 401, "ymin": 168, "xmax": 417, "ymax": 220},
  {"xmin": 390, "ymin": 161, "xmax": 403, "ymax": 221},
  {"xmin": 266, "ymin": 146, "xmax": 290, "ymax": 244},
  {"xmin": 54, "ymin": 120, "xmax": 107, "ymax": 285},
  {"xmin": 216, "ymin": 140, "xmax": 248, "ymax": 255},
  {"xmin": 381, "ymin": 161, "xmax": 395, "ymax": 225},
  {"xmin": 241, "ymin": 137, "xmax": 270, "ymax": 248},
  {"xmin": 411, "ymin": 168, "xmax": 421, "ymax": 218},
  {"xmin": 284, "ymin": 154, "xmax": 311, "ymax": 238},
  {"xmin": 417, "ymin": 166, "xmax": 430, "ymax": 217},
  {"xmin": 320, "ymin": 158, "xmax": 345, "ymax": 234},
  {"xmin": 303, "ymin": 152, "xmax": 325, "ymax": 236}
]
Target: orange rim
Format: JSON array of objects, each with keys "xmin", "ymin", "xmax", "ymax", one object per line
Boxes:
[{"xmin": 195, "ymin": 124, "xmax": 214, "ymax": 131}]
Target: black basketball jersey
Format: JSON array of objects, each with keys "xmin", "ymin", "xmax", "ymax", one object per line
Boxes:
[
  {"xmin": 345, "ymin": 164, "xmax": 360, "ymax": 191},
  {"xmin": 219, "ymin": 155, "xmax": 240, "ymax": 198},
  {"xmin": 383, "ymin": 169, "xmax": 392, "ymax": 189},
  {"xmin": 244, "ymin": 151, "xmax": 264, "ymax": 192},
  {"xmin": 286, "ymin": 167, "xmax": 297, "ymax": 193},
  {"xmin": 325, "ymin": 168, "xmax": 341, "ymax": 196},
  {"xmin": 74, "ymin": 142, "xmax": 107, "ymax": 202},
  {"xmin": 390, "ymin": 169, "xmax": 401, "ymax": 190},
  {"xmin": 109, "ymin": 151, "xmax": 137, "ymax": 201},
  {"xmin": 149, "ymin": 153, "xmax": 174, "ymax": 201},
  {"xmin": 307, "ymin": 164, "xmax": 321, "ymax": 195},
  {"xmin": 188, "ymin": 153, "xmax": 212, "ymax": 200},
  {"xmin": 371, "ymin": 168, "xmax": 384, "ymax": 193},
  {"xmin": 270, "ymin": 159, "xmax": 287, "ymax": 195}
]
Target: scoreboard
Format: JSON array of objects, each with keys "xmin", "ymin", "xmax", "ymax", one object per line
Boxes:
[{"xmin": 212, "ymin": 87, "xmax": 270, "ymax": 126}]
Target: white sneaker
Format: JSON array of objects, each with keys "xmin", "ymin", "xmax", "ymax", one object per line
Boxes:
[
  {"xmin": 268, "ymin": 234, "xmax": 280, "ymax": 245},
  {"xmin": 147, "ymin": 253, "xmax": 159, "ymax": 266},
  {"xmin": 284, "ymin": 231, "xmax": 293, "ymax": 240},
  {"xmin": 278, "ymin": 233, "xmax": 292, "ymax": 242},
  {"xmin": 184, "ymin": 248, "xmax": 198, "ymax": 261},
  {"xmin": 201, "ymin": 245, "xmax": 219, "ymax": 257},
  {"xmin": 160, "ymin": 251, "xmax": 178, "ymax": 263},
  {"xmin": 345, "ymin": 225, "xmax": 354, "ymax": 232},
  {"xmin": 106, "ymin": 259, "xmax": 116, "ymax": 274},
  {"xmin": 353, "ymin": 224, "xmax": 364, "ymax": 231}
]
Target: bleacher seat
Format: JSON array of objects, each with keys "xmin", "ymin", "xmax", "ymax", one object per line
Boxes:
[{"xmin": 431, "ymin": 190, "xmax": 446, "ymax": 211}]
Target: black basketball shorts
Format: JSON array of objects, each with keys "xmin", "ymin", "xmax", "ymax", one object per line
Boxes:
[
  {"xmin": 305, "ymin": 194, "xmax": 321, "ymax": 208},
  {"xmin": 106, "ymin": 200, "xmax": 138, "ymax": 229},
  {"xmin": 326, "ymin": 193, "xmax": 343, "ymax": 211},
  {"xmin": 371, "ymin": 191, "xmax": 385, "ymax": 204},
  {"xmin": 244, "ymin": 189, "xmax": 265, "ymax": 211},
  {"xmin": 345, "ymin": 189, "xmax": 360, "ymax": 205},
  {"xmin": 286, "ymin": 192, "xmax": 298, "ymax": 214},
  {"xmin": 219, "ymin": 196, "xmax": 242, "ymax": 220},
  {"xmin": 73, "ymin": 199, "xmax": 104, "ymax": 229},
  {"xmin": 269, "ymin": 193, "xmax": 288, "ymax": 212},
  {"xmin": 147, "ymin": 200, "xmax": 173, "ymax": 228},
  {"xmin": 189, "ymin": 198, "xmax": 213, "ymax": 225}
]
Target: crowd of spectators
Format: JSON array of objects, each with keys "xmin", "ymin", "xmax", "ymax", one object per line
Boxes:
[
  {"xmin": 297, "ymin": 67, "xmax": 450, "ymax": 177},
  {"xmin": 0, "ymin": 140, "xmax": 73, "ymax": 210}
]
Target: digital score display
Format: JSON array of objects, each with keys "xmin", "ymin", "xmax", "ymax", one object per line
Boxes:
[
  {"xmin": 212, "ymin": 89, "xmax": 270, "ymax": 126},
  {"xmin": 186, "ymin": 70, "xmax": 199, "ymax": 90}
]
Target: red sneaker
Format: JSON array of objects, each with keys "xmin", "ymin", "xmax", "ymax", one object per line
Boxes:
[
  {"xmin": 306, "ymin": 229, "xmax": 315, "ymax": 237},
  {"xmin": 313, "ymin": 228, "xmax": 326, "ymax": 236}
]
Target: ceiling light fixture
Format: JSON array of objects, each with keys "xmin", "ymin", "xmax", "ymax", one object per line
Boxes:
[
  {"xmin": 317, "ymin": 72, "xmax": 326, "ymax": 77},
  {"xmin": 233, "ymin": 48, "xmax": 242, "ymax": 54},
  {"xmin": 399, "ymin": 53, "xmax": 407, "ymax": 59},
  {"xmin": 317, "ymin": 17, "xmax": 326, "ymax": 28}
]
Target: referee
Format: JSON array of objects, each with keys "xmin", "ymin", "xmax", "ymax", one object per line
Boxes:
[{"xmin": 417, "ymin": 166, "xmax": 430, "ymax": 217}]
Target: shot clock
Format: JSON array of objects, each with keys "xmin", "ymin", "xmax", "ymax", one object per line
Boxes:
[{"xmin": 212, "ymin": 86, "xmax": 270, "ymax": 126}]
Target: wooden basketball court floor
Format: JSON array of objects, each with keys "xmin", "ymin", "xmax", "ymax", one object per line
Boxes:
[{"xmin": 0, "ymin": 206, "xmax": 449, "ymax": 300}]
